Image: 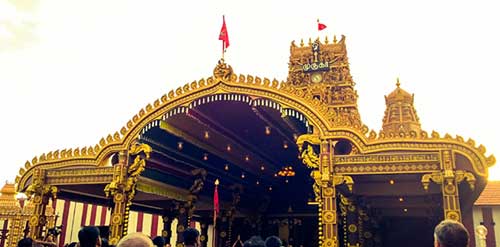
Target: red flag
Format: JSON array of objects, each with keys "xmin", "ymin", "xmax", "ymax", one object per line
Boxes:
[
  {"xmin": 213, "ymin": 179, "xmax": 220, "ymax": 218},
  {"xmin": 219, "ymin": 16, "xmax": 230, "ymax": 50},
  {"xmin": 317, "ymin": 19, "xmax": 327, "ymax": 31}
]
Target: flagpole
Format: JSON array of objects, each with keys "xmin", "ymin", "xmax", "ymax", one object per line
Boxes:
[
  {"xmin": 222, "ymin": 41, "xmax": 225, "ymax": 60},
  {"xmin": 317, "ymin": 19, "xmax": 320, "ymax": 39},
  {"xmin": 212, "ymin": 179, "xmax": 219, "ymax": 247}
]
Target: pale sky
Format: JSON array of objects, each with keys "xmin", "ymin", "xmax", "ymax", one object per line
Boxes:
[{"xmin": 0, "ymin": 0, "xmax": 499, "ymax": 185}]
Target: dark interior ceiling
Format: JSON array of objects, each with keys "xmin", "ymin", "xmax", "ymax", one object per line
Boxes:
[{"xmin": 138, "ymin": 95, "xmax": 312, "ymax": 214}]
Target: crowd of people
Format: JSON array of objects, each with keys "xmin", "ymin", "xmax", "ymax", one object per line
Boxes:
[{"xmin": 16, "ymin": 219, "xmax": 470, "ymax": 247}]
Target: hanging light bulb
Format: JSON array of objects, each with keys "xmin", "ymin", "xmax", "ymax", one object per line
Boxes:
[
  {"xmin": 268, "ymin": 186, "xmax": 273, "ymax": 191},
  {"xmin": 204, "ymin": 131, "xmax": 210, "ymax": 139},
  {"xmin": 241, "ymin": 173, "xmax": 245, "ymax": 179},
  {"xmin": 226, "ymin": 144, "xmax": 232, "ymax": 152},
  {"xmin": 203, "ymin": 153, "xmax": 208, "ymax": 161},
  {"xmin": 256, "ymin": 180, "xmax": 260, "ymax": 185},
  {"xmin": 245, "ymin": 155, "xmax": 250, "ymax": 162},
  {"xmin": 224, "ymin": 164, "xmax": 229, "ymax": 171},
  {"xmin": 177, "ymin": 141, "xmax": 183, "ymax": 150},
  {"xmin": 293, "ymin": 133, "xmax": 298, "ymax": 140},
  {"xmin": 283, "ymin": 141, "xmax": 288, "ymax": 149},
  {"xmin": 265, "ymin": 126, "xmax": 271, "ymax": 135},
  {"xmin": 260, "ymin": 165, "xmax": 265, "ymax": 171}
]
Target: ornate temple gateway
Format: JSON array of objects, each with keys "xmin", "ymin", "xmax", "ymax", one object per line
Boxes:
[{"xmin": 13, "ymin": 36, "xmax": 496, "ymax": 247}]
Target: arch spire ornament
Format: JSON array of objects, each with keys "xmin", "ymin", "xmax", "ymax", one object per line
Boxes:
[{"xmin": 213, "ymin": 59, "xmax": 233, "ymax": 81}]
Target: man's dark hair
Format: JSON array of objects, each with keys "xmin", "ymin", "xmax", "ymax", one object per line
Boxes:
[
  {"xmin": 101, "ymin": 238, "xmax": 110, "ymax": 247},
  {"xmin": 152, "ymin": 236, "xmax": 165, "ymax": 247},
  {"xmin": 17, "ymin": 237, "xmax": 33, "ymax": 247},
  {"xmin": 78, "ymin": 226, "xmax": 101, "ymax": 247},
  {"xmin": 182, "ymin": 228, "xmax": 200, "ymax": 246},
  {"xmin": 434, "ymin": 219, "xmax": 469, "ymax": 247},
  {"xmin": 265, "ymin": 236, "xmax": 282, "ymax": 247},
  {"xmin": 243, "ymin": 236, "xmax": 265, "ymax": 247}
]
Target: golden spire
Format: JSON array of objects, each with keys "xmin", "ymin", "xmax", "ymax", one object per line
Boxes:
[
  {"xmin": 0, "ymin": 182, "xmax": 20, "ymax": 212},
  {"xmin": 381, "ymin": 78, "xmax": 421, "ymax": 136}
]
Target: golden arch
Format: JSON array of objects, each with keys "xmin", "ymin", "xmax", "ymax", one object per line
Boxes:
[{"xmin": 16, "ymin": 64, "xmax": 495, "ymax": 190}]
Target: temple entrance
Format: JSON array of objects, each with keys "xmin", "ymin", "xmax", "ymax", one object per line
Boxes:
[{"xmin": 213, "ymin": 141, "xmax": 319, "ymax": 247}]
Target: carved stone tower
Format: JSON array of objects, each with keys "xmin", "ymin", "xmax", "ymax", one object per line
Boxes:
[
  {"xmin": 287, "ymin": 35, "xmax": 362, "ymax": 128},
  {"xmin": 381, "ymin": 79, "xmax": 421, "ymax": 136}
]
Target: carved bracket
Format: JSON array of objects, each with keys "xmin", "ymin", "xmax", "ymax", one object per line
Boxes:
[{"xmin": 421, "ymin": 170, "xmax": 476, "ymax": 191}]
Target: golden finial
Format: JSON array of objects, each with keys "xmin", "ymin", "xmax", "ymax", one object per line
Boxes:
[
  {"xmin": 308, "ymin": 38, "xmax": 312, "ymax": 46},
  {"xmin": 396, "ymin": 77, "xmax": 401, "ymax": 88},
  {"xmin": 215, "ymin": 179, "xmax": 219, "ymax": 185},
  {"xmin": 300, "ymin": 39, "xmax": 304, "ymax": 47},
  {"xmin": 333, "ymin": 35, "xmax": 337, "ymax": 43},
  {"xmin": 325, "ymin": 36, "xmax": 329, "ymax": 44}
]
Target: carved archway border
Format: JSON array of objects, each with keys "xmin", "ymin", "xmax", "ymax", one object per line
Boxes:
[{"xmin": 324, "ymin": 130, "xmax": 492, "ymax": 178}]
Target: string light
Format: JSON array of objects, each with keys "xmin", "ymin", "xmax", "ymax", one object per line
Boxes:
[
  {"xmin": 399, "ymin": 197, "xmax": 404, "ymax": 202},
  {"xmin": 226, "ymin": 145, "xmax": 232, "ymax": 152},
  {"xmin": 204, "ymin": 131, "xmax": 210, "ymax": 139},
  {"xmin": 224, "ymin": 164, "xmax": 229, "ymax": 171},
  {"xmin": 177, "ymin": 142, "xmax": 183, "ymax": 150},
  {"xmin": 278, "ymin": 166, "xmax": 296, "ymax": 177},
  {"xmin": 241, "ymin": 173, "xmax": 245, "ymax": 179},
  {"xmin": 265, "ymin": 126, "xmax": 271, "ymax": 135},
  {"xmin": 389, "ymin": 179, "xmax": 395, "ymax": 185},
  {"xmin": 244, "ymin": 155, "xmax": 250, "ymax": 162},
  {"xmin": 260, "ymin": 165, "xmax": 265, "ymax": 171},
  {"xmin": 283, "ymin": 141, "xmax": 288, "ymax": 149},
  {"xmin": 203, "ymin": 153, "xmax": 208, "ymax": 161},
  {"xmin": 256, "ymin": 181, "xmax": 260, "ymax": 185}
]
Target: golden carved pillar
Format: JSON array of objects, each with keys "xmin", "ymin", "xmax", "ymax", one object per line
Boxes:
[
  {"xmin": 25, "ymin": 168, "xmax": 57, "ymax": 240},
  {"xmin": 318, "ymin": 140, "xmax": 337, "ymax": 247},
  {"xmin": 7, "ymin": 215, "xmax": 24, "ymax": 247},
  {"xmin": 440, "ymin": 150, "xmax": 462, "ymax": 221},
  {"xmin": 298, "ymin": 135, "xmax": 354, "ymax": 247},
  {"xmin": 106, "ymin": 151, "xmax": 128, "ymax": 245},
  {"xmin": 339, "ymin": 195, "xmax": 360, "ymax": 247},
  {"xmin": 106, "ymin": 142, "xmax": 152, "ymax": 245},
  {"xmin": 421, "ymin": 150, "xmax": 476, "ymax": 222},
  {"xmin": 176, "ymin": 169, "xmax": 207, "ymax": 246}
]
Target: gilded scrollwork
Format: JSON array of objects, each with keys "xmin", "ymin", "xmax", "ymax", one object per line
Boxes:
[
  {"xmin": 301, "ymin": 145, "xmax": 320, "ymax": 169},
  {"xmin": 105, "ymin": 142, "xmax": 152, "ymax": 245},
  {"xmin": 296, "ymin": 134, "xmax": 321, "ymax": 151},
  {"xmin": 333, "ymin": 175, "xmax": 354, "ymax": 192}
]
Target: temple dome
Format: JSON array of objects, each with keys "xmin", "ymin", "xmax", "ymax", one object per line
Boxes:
[
  {"xmin": 385, "ymin": 79, "xmax": 413, "ymax": 103},
  {"xmin": 381, "ymin": 78, "xmax": 421, "ymax": 136}
]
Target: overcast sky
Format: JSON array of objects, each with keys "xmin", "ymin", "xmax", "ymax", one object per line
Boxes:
[{"xmin": 1, "ymin": 0, "xmax": 498, "ymax": 185}]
